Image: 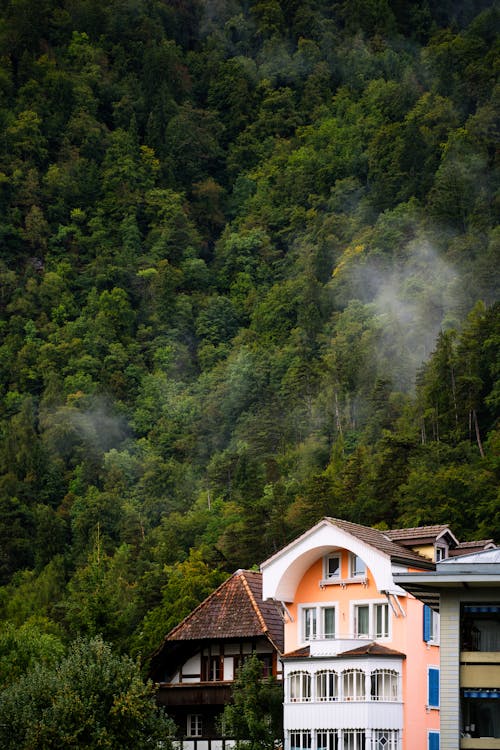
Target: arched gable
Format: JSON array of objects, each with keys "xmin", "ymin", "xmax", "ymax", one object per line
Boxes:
[{"xmin": 261, "ymin": 519, "xmax": 398, "ymax": 602}]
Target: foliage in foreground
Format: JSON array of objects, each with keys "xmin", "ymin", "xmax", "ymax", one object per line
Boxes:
[
  {"xmin": 0, "ymin": 636, "xmax": 175, "ymax": 749},
  {"xmin": 220, "ymin": 653, "xmax": 283, "ymax": 750}
]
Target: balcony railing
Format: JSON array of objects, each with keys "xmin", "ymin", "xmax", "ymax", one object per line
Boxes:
[{"xmin": 308, "ymin": 635, "xmax": 386, "ymax": 656}]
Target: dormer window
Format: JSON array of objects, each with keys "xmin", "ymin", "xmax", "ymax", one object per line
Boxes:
[
  {"xmin": 350, "ymin": 553, "xmax": 366, "ymax": 577},
  {"xmin": 324, "ymin": 554, "xmax": 341, "ymax": 579},
  {"xmin": 435, "ymin": 545, "xmax": 447, "ymax": 562}
]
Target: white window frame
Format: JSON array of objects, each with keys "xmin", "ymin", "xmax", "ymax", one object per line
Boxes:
[
  {"xmin": 350, "ymin": 553, "xmax": 366, "ymax": 577},
  {"xmin": 317, "ymin": 730, "xmax": 338, "ymax": 750},
  {"xmin": 289, "ymin": 730, "xmax": 311, "ymax": 750},
  {"xmin": 324, "ymin": 554, "xmax": 341, "ymax": 579},
  {"xmin": 316, "ymin": 669, "xmax": 339, "ymax": 702},
  {"xmin": 370, "ymin": 669, "xmax": 400, "ymax": 701},
  {"xmin": 300, "ymin": 603, "xmax": 337, "ymax": 642},
  {"xmin": 435, "ymin": 545, "xmax": 447, "ymax": 562},
  {"xmin": 354, "ymin": 604, "xmax": 370, "ymax": 638},
  {"xmin": 342, "ymin": 669, "xmax": 366, "ymax": 701},
  {"xmin": 351, "ymin": 599, "xmax": 392, "ymax": 640},
  {"xmin": 288, "ymin": 670, "xmax": 311, "ymax": 702},
  {"xmin": 374, "ymin": 603, "xmax": 390, "ymax": 638},
  {"xmin": 303, "ymin": 606, "xmax": 317, "ymax": 641},
  {"xmin": 342, "ymin": 729, "xmax": 366, "ymax": 749},
  {"xmin": 187, "ymin": 714, "xmax": 202, "ymax": 738},
  {"xmin": 430, "ymin": 608, "xmax": 440, "ymax": 644}
]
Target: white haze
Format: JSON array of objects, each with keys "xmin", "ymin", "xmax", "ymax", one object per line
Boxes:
[{"xmin": 354, "ymin": 238, "xmax": 463, "ymax": 391}]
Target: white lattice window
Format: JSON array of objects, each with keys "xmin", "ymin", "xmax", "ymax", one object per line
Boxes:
[
  {"xmin": 372, "ymin": 729, "xmax": 399, "ymax": 749},
  {"xmin": 317, "ymin": 730, "xmax": 338, "ymax": 750},
  {"xmin": 290, "ymin": 730, "xmax": 312, "ymax": 750},
  {"xmin": 316, "ymin": 670, "xmax": 338, "ymax": 701},
  {"xmin": 370, "ymin": 670, "xmax": 399, "ymax": 701},
  {"xmin": 342, "ymin": 669, "xmax": 366, "ymax": 701},
  {"xmin": 289, "ymin": 671, "xmax": 311, "ymax": 702},
  {"xmin": 342, "ymin": 729, "xmax": 365, "ymax": 750},
  {"xmin": 187, "ymin": 714, "xmax": 202, "ymax": 737}
]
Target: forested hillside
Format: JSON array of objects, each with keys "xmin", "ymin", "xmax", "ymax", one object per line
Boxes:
[{"xmin": 0, "ymin": 0, "xmax": 498, "ymax": 665}]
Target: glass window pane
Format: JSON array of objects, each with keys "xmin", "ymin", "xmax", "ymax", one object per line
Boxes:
[
  {"xmin": 323, "ymin": 607, "xmax": 335, "ymax": 638},
  {"xmin": 356, "ymin": 605, "xmax": 369, "ymax": 636}
]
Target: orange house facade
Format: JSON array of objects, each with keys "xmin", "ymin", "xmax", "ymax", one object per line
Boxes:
[{"xmin": 261, "ymin": 518, "xmax": 443, "ymax": 750}]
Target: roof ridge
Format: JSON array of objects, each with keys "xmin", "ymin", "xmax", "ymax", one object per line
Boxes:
[{"xmin": 240, "ymin": 570, "xmax": 267, "ymax": 634}]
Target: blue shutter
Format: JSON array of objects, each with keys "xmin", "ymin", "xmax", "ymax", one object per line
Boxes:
[
  {"xmin": 429, "ymin": 731, "xmax": 440, "ymax": 750},
  {"xmin": 428, "ymin": 667, "xmax": 439, "ymax": 707},
  {"xmin": 423, "ymin": 605, "xmax": 432, "ymax": 642}
]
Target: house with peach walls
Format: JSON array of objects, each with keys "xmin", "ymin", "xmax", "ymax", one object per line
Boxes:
[{"xmin": 260, "ymin": 518, "xmax": 448, "ymax": 750}]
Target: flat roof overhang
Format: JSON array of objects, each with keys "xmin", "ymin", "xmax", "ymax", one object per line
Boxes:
[{"xmin": 394, "ymin": 572, "xmax": 500, "ymax": 611}]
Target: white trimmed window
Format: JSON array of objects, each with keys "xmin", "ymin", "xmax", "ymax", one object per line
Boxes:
[
  {"xmin": 350, "ymin": 554, "xmax": 366, "ymax": 577},
  {"xmin": 325, "ymin": 554, "xmax": 341, "ymax": 579},
  {"xmin": 342, "ymin": 669, "xmax": 366, "ymax": 701},
  {"xmin": 303, "ymin": 607, "xmax": 317, "ymax": 641},
  {"xmin": 371, "ymin": 670, "xmax": 399, "ymax": 701},
  {"xmin": 187, "ymin": 714, "xmax": 202, "ymax": 737},
  {"xmin": 289, "ymin": 671, "xmax": 311, "ymax": 702},
  {"xmin": 342, "ymin": 729, "xmax": 365, "ymax": 749},
  {"xmin": 374, "ymin": 603, "xmax": 390, "ymax": 638},
  {"xmin": 302, "ymin": 604, "xmax": 337, "ymax": 641},
  {"xmin": 373, "ymin": 729, "xmax": 399, "ymax": 749},
  {"xmin": 435, "ymin": 545, "xmax": 447, "ymax": 562},
  {"xmin": 354, "ymin": 604, "xmax": 370, "ymax": 637},
  {"xmin": 316, "ymin": 670, "xmax": 338, "ymax": 701},
  {"xmin": 322, "ymin": 606, "xmax": 336, "ymax": 638},
  {"xmin": 290, "ymin": 730, "xmax": 311, "ymax": 750},
  {"xmin": 317, "ymin": 730, "xmax": 338, "ymax": 750},
  {"xmin": 352, "ymin": 601, "xmax": 391, "ymax": 639}
]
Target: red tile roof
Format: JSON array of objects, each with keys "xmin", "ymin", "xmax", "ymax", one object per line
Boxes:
[
  {"xmin": 338, "ymin": 642, "xmax": 406, "ymax": 658},
  {"xmin": 281, "ymin": 642, "xmax": 405, "ymax": 659},
  {"xmin": 158, "ymin": 569, "xmax": 284, "ymax": 653}
]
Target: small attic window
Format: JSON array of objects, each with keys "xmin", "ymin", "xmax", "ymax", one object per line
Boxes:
[
  {"xmin": 350, "ymin": 553, "xmax": 366, "ymax": 577},
  {"xmin": 435, "ymin": 545, "xmax": 447, "ymax": 562},
  {"xmin": 324, "ymin": 554, "xmax": 340, "ymax": 579}
]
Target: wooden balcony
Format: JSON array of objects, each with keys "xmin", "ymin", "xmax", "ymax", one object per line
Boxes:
[{"xmin": 156, "ymin": 682, "xmax": 233, "ymax": 707}]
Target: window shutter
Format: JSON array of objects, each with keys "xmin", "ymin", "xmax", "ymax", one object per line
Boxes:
[
  {"xmin": 428, "ymin": 731, "xmax": 440, "ymax": 750},
  {"xmin": 428, "ymin": 667, "xmax": 439, "ymax": 707},
  {"xmin": 423, "ymin": 605, "xmax": 432, "ymax": 642}
]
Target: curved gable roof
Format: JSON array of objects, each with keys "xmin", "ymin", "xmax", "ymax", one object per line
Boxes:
[{"xmin": 261, "ymin": 518, "xmax": 434, "ymax": 602}]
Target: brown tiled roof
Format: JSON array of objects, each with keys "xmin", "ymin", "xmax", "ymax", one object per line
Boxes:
[
  {"xmin": 339, "ymin": 642, "xmax": 406, "ymax": 658},
  {"xmin": 448, "ymin": 539, "xmax": 496, "ymax": 556},
  {"xmin": 282, "ymin": 646, "xmax": 311, "ymax": 659},
  {"xmin": 160, "ymin": 570, "xmax": 284, "ymax": 652},
  {"xmin": 385, "ymin": 525, "xmax": 451, "ymax": 541},
  {"xmin": 325, "ymin": 518, "xmax": 434, "ymax": 568},
  {"xmin": 281, "ymin": 642, "xmax": 405, "ymax": 659}
]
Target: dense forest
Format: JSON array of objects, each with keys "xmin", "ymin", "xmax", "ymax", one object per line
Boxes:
[{"xmin": 0, "ymin": 0, "xmax": 498, "ymax": 686}]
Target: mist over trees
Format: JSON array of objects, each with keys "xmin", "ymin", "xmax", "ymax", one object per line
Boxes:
[{"xmin": 0, "ymin": 0, "xmax": 498, "ymax": 696}]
